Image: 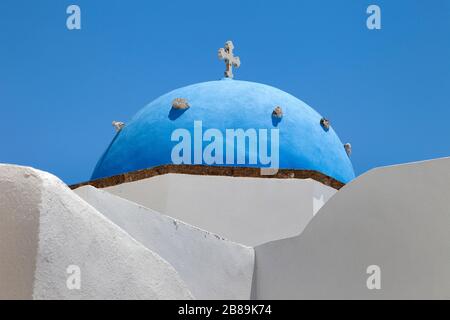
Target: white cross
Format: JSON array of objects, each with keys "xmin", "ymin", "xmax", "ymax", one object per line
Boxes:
[{"xmin": 218, "ymin": 41, "xmax": 240, "ymax": 79}]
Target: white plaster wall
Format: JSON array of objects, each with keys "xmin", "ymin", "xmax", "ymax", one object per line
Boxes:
[
  {"xmin": 0, "ymin": 164, "xmax": 193, "ymax": 300},
  {"xmin": 75, "ymin": 185, "xmax": 255, "ymax": 300},
  {"xmin": 0, "ymin": 165, "xmax": 40, "ymax": 299},
  {"xmin": 104, "ymin": 174, "xmax": 337, "ymax": 246},
  {"xmin": 253, "ymin": 157, "xmax": 450, "ymax": 299}
]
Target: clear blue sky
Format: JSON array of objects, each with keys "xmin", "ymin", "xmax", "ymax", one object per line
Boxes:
[{"xmin": 0, "ymin": 0, "xmax": 449, "ymax": 184}]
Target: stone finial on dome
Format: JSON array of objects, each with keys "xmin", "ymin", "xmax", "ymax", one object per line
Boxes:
[
  {"xmin": 320, "ymin": 117, "xmax": 330, "ymax": 131},
  {"xmin": 344, "ymin": 143, "xmax": 352, "ymax": 157},
  {"xmin": 218, "ymin": 41, "xmax": 240, "ymax": 79},
  {"xmin": 172, "ymin": 98, "xmax": 190, "ymax": 110},
  {"xmin": 272, "ymin": 106, "xmax": 283, "ymax": 118},
  {"xmin": 112, "ymin": 121, "xmax": 125, "ymax": 132}
]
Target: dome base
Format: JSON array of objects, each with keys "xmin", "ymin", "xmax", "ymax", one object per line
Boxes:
[{"xmin": 71, "ymin": 164, "xmax": 345, "ymax": 190}]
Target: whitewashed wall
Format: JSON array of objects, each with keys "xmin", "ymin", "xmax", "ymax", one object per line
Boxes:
[
  {"xmin": 75, "ymin": 185, "xmax": 255, "ymax": 300},
  {"xmin": 104, "ymin": 174, "xmax": 337, "ymax": 246},
  {"xmin": 0, "ymin": 164, "xmax": 193, "ymax": 300},
  {"xmin": 253, "ymin": 158, "xmax": 450, "ymax": 299}
]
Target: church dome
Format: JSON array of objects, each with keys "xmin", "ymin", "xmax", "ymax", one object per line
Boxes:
[{"xmin": 92, "ymin": 79, "xmax": 355, "ymax": 183}]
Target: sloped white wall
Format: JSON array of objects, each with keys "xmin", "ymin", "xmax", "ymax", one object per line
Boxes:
[
  {"xmin": 253, "ymin": 157, "xmax": 450, "ymax": 299},
  {"xmin": 0, "ymin": 164, "xmax": 193, "ymax": 300},
  {"xmin": 75, "ymin": 185, "xmax": 255, "ymax": 300},
  {"xmin": 0, "ymin": 165, "xmax": 40, "ymax": 299},
  {"xmin": 104, "ymin": 174, "xmax": 337, "ymax": 246}
]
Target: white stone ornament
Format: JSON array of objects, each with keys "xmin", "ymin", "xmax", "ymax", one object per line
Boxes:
[
  {"xmin": 218, "ymin": 41, "xmax": 240, "ymax": 79},
  {"xmin": 272, "ymin": 106, "xmax": 283, "ymax": 119},
  {"xmin": 172, "ymin": 98, "xmax": 190, "ymax": 110},
  {"xmin": 320, "ymin": 117, "xmax": 330, "ymax": 131},
  {"xmin": 112, "ymin": 121, "xmax": 125, "ymax": 132},
  {"xmin": 344, "ymin": 143, "xmax": 352, "ymax": 157}
]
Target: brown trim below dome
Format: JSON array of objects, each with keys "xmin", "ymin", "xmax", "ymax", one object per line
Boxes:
[{"xmin": 69, "ymin": 164, "xmax": 345, "ymax": 190}]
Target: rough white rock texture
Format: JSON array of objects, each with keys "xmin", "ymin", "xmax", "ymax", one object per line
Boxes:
[
  {"xmin": 74, "ymin": 185, "xmax": 255, "ymax": 300},
  {"xmin": 104, "ymin": 174, "xmax": 337, "ymax": 246},
  {"xmin": 0, "ymin": 164, "xmax": 193, "ymax": 300},
  {"xmin": 252, "ymin": 158, "xmax": 450, "ymax": 299}
]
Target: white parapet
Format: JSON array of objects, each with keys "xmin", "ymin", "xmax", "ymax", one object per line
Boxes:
[
  {"xmin": 102, "ymin": 174, "xmax": 337, "ymax": 247},
  {"xmin": 252, "ymin": 157, "xmax": 450, "ymax": 299},
  {"xmin": 0, "ymin": 164, "xmax": 193, "ymax": 300},
  {"xmin": 74, "ymin": 185, "xmax": 255, "ymax": 300}
]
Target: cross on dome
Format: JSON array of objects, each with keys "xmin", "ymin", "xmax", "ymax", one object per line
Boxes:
[{"xmin": 218, "ymin": 41, "xmax": 240, "ymax": 79}]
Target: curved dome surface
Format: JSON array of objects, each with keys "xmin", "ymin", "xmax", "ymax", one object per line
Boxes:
[{"xmin": 92, "ymin": 79, "xmax": 355, "ymax": 183}]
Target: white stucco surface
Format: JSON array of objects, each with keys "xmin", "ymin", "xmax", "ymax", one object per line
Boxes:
[
  {"xmin": 103, "ymin": 174, "xmax": 337, "ymax": 246},
  {"xmin": 252, "ymin": 157, "xmax": 450, "ymax": 299},
  {"xmin": 74, "ymin": 185, "xmax": 255, "ymax": 299},
  {"xmin": 0, "ymin": 164, "xmax": 193, "ymax": 300}
]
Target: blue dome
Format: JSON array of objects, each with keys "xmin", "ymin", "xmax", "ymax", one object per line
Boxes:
[{"xmin": 92, "ymin": 79, "xmax": 355, "ymax": 183}]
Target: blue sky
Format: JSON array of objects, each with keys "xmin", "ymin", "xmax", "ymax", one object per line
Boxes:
[{"xmin": 0, "ymin": 0, "xmax": 449, "ymax": 184}]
